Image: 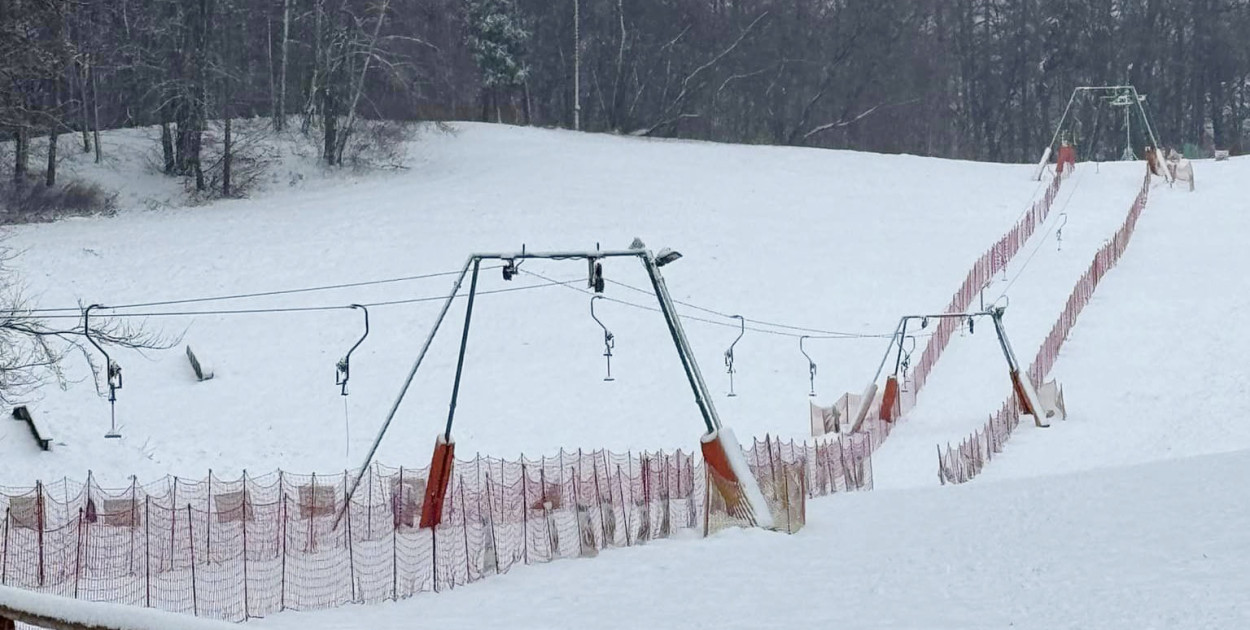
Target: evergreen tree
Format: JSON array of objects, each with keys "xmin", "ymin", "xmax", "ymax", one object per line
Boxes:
[{"xmin": 466, "ymin": 0, "xmax": 531, "ymax": 122}]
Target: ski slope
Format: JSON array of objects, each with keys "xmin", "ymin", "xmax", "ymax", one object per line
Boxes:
[
  {"xmin": 982, "ymin": 157, "xmax": 1250, "ymax": 480},
  {"xmin": 5, "ymin": 125, "xmax": 1250, "ymax": 630},
  {"xmin": 872, "ymin": 163, "xmax": 1152, "ymax": 488},
  {"xmin": 3, "ymin": 123, "xmax": 1049, "ymax": 486},
  {"xmin": 255, "ymin": 448, "xmax": 1250, "ymax": 630}
]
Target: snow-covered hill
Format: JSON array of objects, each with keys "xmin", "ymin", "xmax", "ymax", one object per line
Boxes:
[
  {"xmin": 6, "ymin": 122, "xmax": 1250, "ymax": 630},
  {"xmin": 5, "ymin": 122, "xmax": 1046, "ymax": 486}
]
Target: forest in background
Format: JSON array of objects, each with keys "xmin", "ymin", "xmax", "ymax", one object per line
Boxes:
[{"xmin": 2, "ymin": 0, "xmax": 1249, "ymax": 198}]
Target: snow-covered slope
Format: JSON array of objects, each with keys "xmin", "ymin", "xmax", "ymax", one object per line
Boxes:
[
  {"xmin": 872, "ymin": 163, "xmax": 1150, "ymax": 488},
  {"xmin": 981, "ymin": 157, "xmax": 1250, "ymax": 480},
  {"xmin": 4, "ymin": 123, "xmax": 1047, "ymax": 486},
  {"xmin": 256, "ymin": 447, "xmax": 1250, "ymax": 630}
]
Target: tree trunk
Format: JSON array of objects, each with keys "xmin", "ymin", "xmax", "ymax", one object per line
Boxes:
[
  {"xmin": 14, "ymin": 129, "xmax": 29, "ymax": 184},
  {"xmin": 46, "ymin": 130, "xmax": 58, "ymax": 187},
  {"xmin": 223, "ymin": 116, "xmax": 232, "ymax": 196},
  {"xmin": 91, "ymin": 61, "xmax": 101, "ymax": 163},
  {"xmin": 323, "ymin": 86, "xmax": 337, "ymax": 165},
  {"xmin": 276, "ymin": 0, "xmax": 291, "ymax": 131},
  {"xmin": 334, "ymin": 0, "xmax": 391, "ymax": 165},
  {"xmin": 161, "ymin": 122, "xmax": 175, "ymax": 174},
  {"xmin": 77, "ymin": 59, "xmax": 91, "ymax": 153}
]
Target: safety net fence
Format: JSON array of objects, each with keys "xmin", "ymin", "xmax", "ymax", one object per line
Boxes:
[
  {"xmin": 0, "ymin": 433, "xmax": 871, "ymax": 623},
  {"xmin": 939, "ymin": 171, "xmax": 1152, "ymax": 483}
]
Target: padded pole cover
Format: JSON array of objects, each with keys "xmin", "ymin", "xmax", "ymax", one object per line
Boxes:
[
  {"xmin": 700, "ymin": 427, "xmax": 775, "ymax": 530},
  {"xmin": 879, "ymin": 376, "xmax": 900, "ymax": 422},
  {"xmin": 419, "ymin": 434, "xmax": 456, "ymax": 529}
]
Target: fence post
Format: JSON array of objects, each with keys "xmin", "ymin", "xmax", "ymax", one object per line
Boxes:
[
  {"xmin": 73, "ymin": 507, "xmax": 83, "ymax": 599},
  {"xmin": 343, "ymin": 470, "xmax": 357, "ymax": 603},
  {"xmin": 1, "ymin": 507, "xmax": 8, "ymax": 585},
  {"xmin": 520, "ymin": 458, "xmax": 529, "ymax": 565},
  {"xmin": 129, "ymin": 477, "xmax": 137, "ymax": 576},
  {"xmin": 308, "ymin": 472, "xmax": 316, "ymax": 553},
  {"xmin": 144, "ymin": 496, "xmax": 151, "ymax": 608},
  {"xmin": 591, "ymin": 453, "xmax": 608, "ymax": 548},
  {"xmin": 482, "ymin": 473, "xmax": 500, "ymax": 576},
  {"xmin": 280, "ymin": 493, "xmax": 287, "ymax": 611},
  {"xmin": 616, "ymin": 465, "xmax": 631, "ymax": 546},
  {"xmin": 205, "ymin": 470, "xmax": 212, "ymax": 565},
  {"xmin": 169, "ymin": 477, "xmax": 178, "ymax": 572},
  {"xmin": 458, "ymin": 475, "xmax": 470, "ymax": 584},
  {"xmin": 36, "ymin": 481, "xmax": 44, "ymax": 587},
  {"xmin": 186, "ymin": 504, "xmax": 198, "ymax": 617},
  {"xmin": 392, "ymin": 467, "xmax": 400, "ymax": 602},
  {"xmin": 242, "ymin": 471, "xmax": 250, "ymax": 621},
  {"xmin": 367, "ymin": 464, "xmax": 374, "ymax": 539}
]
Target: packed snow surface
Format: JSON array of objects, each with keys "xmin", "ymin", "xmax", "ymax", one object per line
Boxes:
[{"xmin": 256, "ymin": 449, "xmax": 1250, "ymax": 630}]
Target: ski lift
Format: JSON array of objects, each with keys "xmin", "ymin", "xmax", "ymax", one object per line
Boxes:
[
  {"xmin": 335, "ymin": 304, "xmax": 370, "ymax": 396},
  {"xmin": 590, "ymin": 295, "xmax": 615, "ymax": 381},
  {"xmin": 1056, "ymin": 213, "xmax": 1068, "ymax": 251},
  {"xmin": 799, "ymin": 336, "xmax": 817, "ymax": 397},
  {"xmin": 898, "ymin": 335, "xmax": 917, "ymax": 392},
  {"xmin": 84, "ymin": 304, "xmax": 122, "ymax": 439},
  {"xmin": 723, "ymin": 315, "xmax": 744, "ymax": 397}
]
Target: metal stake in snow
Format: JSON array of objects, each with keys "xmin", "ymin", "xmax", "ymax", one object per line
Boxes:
[{"xmin": 84, "ymin": 304, "xmax": 123, "ymax": 439}]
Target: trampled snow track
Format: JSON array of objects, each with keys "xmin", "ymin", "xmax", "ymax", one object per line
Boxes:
[{"xmin": 873, "ymin": 163, "xmax": 1155, "ymax": 488}]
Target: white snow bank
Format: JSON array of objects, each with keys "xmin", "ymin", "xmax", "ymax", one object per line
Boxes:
[{"xmin": 0, "ymin": 585, "xmax": 232, "ymax": 630}]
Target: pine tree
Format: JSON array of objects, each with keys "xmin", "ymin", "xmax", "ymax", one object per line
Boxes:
[{"xmin": 466, "ymin": 0, "xmax": 531, "ymax": 122}]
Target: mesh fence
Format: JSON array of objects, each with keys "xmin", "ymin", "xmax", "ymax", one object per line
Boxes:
[
  {"xmin": 910, "ymin": 171, "xmax": 1065, "ymax": 397},
  {"xmin": 939, "ymin": 171, "xmax": 1153, "ymax": 484},
  {"xmin": 0, "ymin": 434, "xmax": 871, "ymax": 623}
]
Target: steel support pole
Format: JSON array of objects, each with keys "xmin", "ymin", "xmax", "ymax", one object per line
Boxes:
[
  {"xmin": 444, "ymin": 259, "xmax": 483, "ymax": 440},
  {"xmin": 641, "ymin": 254, "xmax": 719, "ymax": 434},
  {"xmin": 336, "ymin": 257, "xmax": 474, "ymax": 528}
]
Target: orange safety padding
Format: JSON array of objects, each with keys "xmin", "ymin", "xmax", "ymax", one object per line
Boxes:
[
  {"xmin": 1008, "ymin": 370, "xmax": 1035, "ymax": 417},
  {"xmin": 879, "ymin": 376, "xmax": 900, "ymax": 422},
  {"xmin": 700, "ymin": 435, "xmax": 746, "ymax": 516},
  {"xmin": 1056, "ymin": 145, "xmax": 1077, "ymax": 173},
  {"xmin": 419, "ymin": 437, "xmax": 455, "ymax": 529}
]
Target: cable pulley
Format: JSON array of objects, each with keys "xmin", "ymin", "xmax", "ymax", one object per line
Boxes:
[
  {"xmin": 800, "ymin": 335, "xmax": 817, "ymax": 397},
  {"xmin": 587, "ymin": 258, "xmax": 605, "ymax": 294},
  {"xmin": 724, "ymin": 315, "xmax": 744, "ymax": 397},
  {"xmin": 590, "ymin": 295, "xmax": 615, "ymax": 381}
]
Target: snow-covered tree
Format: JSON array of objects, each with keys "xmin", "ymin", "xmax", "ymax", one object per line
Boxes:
[{"xmin": 465, "ymin": 0, "xmax": 531, "ymax": 122}]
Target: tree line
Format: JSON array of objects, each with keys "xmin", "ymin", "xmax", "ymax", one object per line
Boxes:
[{"xmin": 2, "ymin": 0, "xmax": 1248, "ymax": 197}]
